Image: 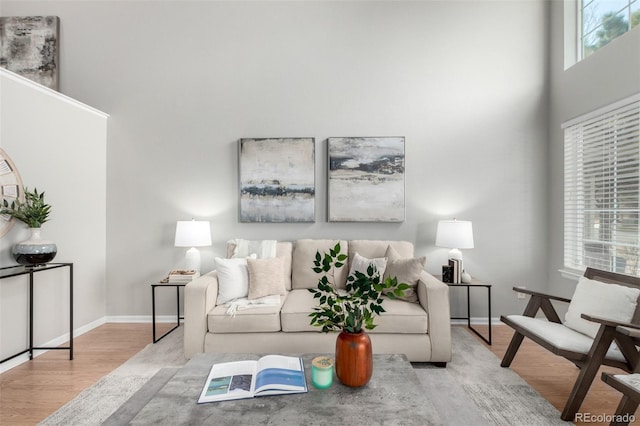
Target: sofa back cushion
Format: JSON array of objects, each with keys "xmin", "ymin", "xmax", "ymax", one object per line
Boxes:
[
  {"xmin": 348, "ymin": 240, "xmax": 414, "ymax": 271},
  {"xmin": 292, "ymin": 239, "xmax": 349, "ymax": 289},
  {"xmin": 226, "ymin": 240, "xmax": 293, "ymax": 291}
]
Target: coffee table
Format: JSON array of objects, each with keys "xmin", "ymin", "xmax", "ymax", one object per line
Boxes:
[{"xmin": 104, "ymin": 353, "xmax": 440, "ymax": 425}]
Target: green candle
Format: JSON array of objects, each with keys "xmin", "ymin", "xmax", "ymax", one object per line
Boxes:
[{"xmin": 311, "ymin": 356, "xmax": 334, "ymax": 389}]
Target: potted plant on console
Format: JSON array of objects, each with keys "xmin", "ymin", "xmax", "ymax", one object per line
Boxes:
[
  {"xmin": 1, "ymin": 187, "xmax": 57, "ymax": 266},
  {"xmin": 309, "ymin": 243, "xmax": 409, "ymax": 387}
]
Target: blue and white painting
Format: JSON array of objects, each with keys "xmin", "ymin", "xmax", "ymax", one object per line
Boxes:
[
  {"xmin": 239, "ymin": 138, "xmax": 315, "ymax": 223},
  {"xmin": 328, "ymin": 137, "xmax": 405, "ymax": 222}
]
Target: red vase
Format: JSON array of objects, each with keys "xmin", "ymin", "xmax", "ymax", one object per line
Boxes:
[{"xmin": 335, "ymin": 330, "xmax": 373, "ymax": 387}]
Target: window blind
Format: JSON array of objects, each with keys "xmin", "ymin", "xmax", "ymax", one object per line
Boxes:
[{"xmin": 564, "ymin": 94, "xmax": 640, "ymax": 276}]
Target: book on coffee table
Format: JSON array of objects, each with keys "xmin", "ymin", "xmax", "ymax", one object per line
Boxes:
[{"xmin": 197, "ymin": 355, "xmax": 307, "ymax": 403}]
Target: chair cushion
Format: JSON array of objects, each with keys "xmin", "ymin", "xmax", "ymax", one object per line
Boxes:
[
  {"xmin": 612, "ymin": 373, "xmax": 640, "ymax": 393},
  {"xmin": 505, "ymin": 315, "xmax": 626, "ymax": 363},
  {"xmin": 291, "ymin": 239, "xmax": 349, "ymax": 289},
  {"xmin": 564, "ymin": 276, "xmax": 640, "ymax": 339},
  {"xmin": 208, "ymin": 294, "xmax": 286, "ymax": 333}
]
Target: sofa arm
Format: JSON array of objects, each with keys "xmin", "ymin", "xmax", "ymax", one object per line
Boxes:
[
  {"xmin": 184, "ymin": 271, "xmax": 219, "ymax": 359},
  {"xmin": 417, "ymin": 271, "xmax": 452, "ymax": 362}
]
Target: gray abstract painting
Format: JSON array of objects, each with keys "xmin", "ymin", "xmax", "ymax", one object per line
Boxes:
[
  {"xmin": 0, "ymin": 16, "xmax": 60, "ymax": 90},
  {"xmin": 328, "ymin": 137, "xmax": 405, "ymax": 222},
  {"xmin": 239, "ymin": 138, "xmax": 315, "ymax": 223}
]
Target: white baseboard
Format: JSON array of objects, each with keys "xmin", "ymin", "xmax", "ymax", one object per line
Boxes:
[
  {"xmin": 451, "ymin": 317, "xmax": 504, "ymax": 326},
  {"xmin": 0, "ymin": 315, "xmax": 182, "ymax": 374},
  {"xmin": 0, "ymin": 317, "xmax": 108, "ymax": 374},
  {"xmin": 105, "ymin": 315, "xmax": 182, "ymax": 323}
]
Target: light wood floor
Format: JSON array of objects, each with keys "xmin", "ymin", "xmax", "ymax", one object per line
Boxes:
[{"xmin": 0, "ymin": 324, "xmax": 631, "ymax": 425}]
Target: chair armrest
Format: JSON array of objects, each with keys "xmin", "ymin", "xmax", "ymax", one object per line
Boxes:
[
  {"xmin": 418, "ymin": 271, "xmax": 452, "ymax": 362},
  {"xmin": 512, "ymin": 286, "xmax": 571, "ymax": 304},
  {"xmin": 184, "ymin": 271, "xmax": 219, "ymax": 359},
  {"xmin": 581, "ymin": 313, "xmax": 640, "ymax": 329},
  {"xmin": 617, "ymin": 325, "xmax": 640, "ymax": 339}
]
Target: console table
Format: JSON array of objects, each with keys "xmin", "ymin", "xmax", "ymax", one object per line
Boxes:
[
  {"xmin": 0, "ymin": 263, "xmax": 74, "ymax": 364},
  {"xmin": 445, "ymin": 278, "xmax": 492, "ymax": 345}
]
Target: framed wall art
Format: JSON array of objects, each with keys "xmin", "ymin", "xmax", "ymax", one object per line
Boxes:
[
  {"xmin": 239, "ymin": 138, "xmax": 315, "ymax": 223},
  {"xmin": 0, "ymin": 16, "xmax": 60, "ymax": 90},
  {"xmin": 328, "ymin": 137, "xmax": 405, "ymax": 222}
]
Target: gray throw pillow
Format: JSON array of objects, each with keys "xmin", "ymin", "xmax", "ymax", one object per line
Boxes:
[{"xmin": 383, "ymin": 245, "xmax": 426, "ymax": 303}]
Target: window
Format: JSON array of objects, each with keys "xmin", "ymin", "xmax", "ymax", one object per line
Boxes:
[
  {"xmin": 580, "ymin": 0, "xmax": 640, "ymax": 59},
  {"xmin": 564, "ymin": 94, "xmax": 640, "ymax": 276}
]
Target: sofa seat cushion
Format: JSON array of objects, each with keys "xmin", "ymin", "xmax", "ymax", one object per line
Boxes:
[
  {"xmin": 281, "ymin": 289, "xmax": 319, "ymax": 332},
  {"xmin": 281, "ymin": 289, "xmax": 428, "ymax": 334},
  {"xmin": 208, "ymin": 294, "xmax": 287, "ymax": 333},
  {"xmin": 504, "ymin": 314, "xmax": 626, "ymax": 363},
  {"xmin": 371, "ymin": 297, "xmax": 428, "ymax": 334}
]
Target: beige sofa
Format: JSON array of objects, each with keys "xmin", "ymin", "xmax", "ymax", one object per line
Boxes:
[{"xmin": 184, "ymin": 239, "xmax": 452, "ymax": 364}]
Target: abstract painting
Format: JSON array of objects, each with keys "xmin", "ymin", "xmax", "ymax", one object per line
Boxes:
[
  {"xmin": 328, "ymin": 137, "xmax": 405, "ymax": 222},
  {"xmin": 239, "ymin": 138, "xmax": 315, "ymax": 223},
  {"xmin": 0, "ymin": 16, "xmax": 60, "ymax": 90}
]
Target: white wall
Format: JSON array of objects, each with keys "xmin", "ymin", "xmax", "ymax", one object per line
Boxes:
[
  {"xmin": 548, "ymin": 3, "xmax": 640, "ymax": 298},
  {"xmin": 0, "ymin": 70, "xmax": 108, "ymax": 369},
  {"xmin": 1, "ymin": 1, "xmax": 550, "ymax": 321}
]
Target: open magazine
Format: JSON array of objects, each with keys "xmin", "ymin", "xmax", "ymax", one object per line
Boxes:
[{"xmin": 198, "ymin": 355, "xmax": 307, "ymax": 403}]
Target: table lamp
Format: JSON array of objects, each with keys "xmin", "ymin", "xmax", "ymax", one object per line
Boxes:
[
  {"xmin": 435, "ymin": 219, "xmax": 474, "ymax": 274},
  {"xmin": 174, "ymin": 220, "xmax": 212, "ymax": 273}
]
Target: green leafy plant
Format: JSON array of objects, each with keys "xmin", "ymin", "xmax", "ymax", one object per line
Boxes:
[
  {"xmin": 308, "ymin": 242, "xmax": 410, "ymax": 333},
  {"xmin": 1, "ymin": 187, "xmax": 51, "ymax": 228}
]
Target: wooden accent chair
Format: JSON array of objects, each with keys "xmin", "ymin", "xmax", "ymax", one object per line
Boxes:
[
  {"xmin": 500, "ymin": 268, "xmax": 640, "ymax": 421},
  {"xmin": 602, "ymin": 371, "xmax": 640, "ymax": 425}
]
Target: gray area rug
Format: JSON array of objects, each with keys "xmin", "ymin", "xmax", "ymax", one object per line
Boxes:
[{"xmin": 40, "ymin": 327, "xmax": 569, "ymax": 425}]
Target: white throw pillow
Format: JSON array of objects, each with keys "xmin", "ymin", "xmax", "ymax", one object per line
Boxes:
[
  {"xmin": 349, "ymin": 252, "xmax": 387, "ymax": 278},
  {"xmin": 564, "ymin": 276, "xmax": 640, "ymax": 338},
  {"xmin": 215, "ymin": 255, "xmax": 256, "ymax": 305}
]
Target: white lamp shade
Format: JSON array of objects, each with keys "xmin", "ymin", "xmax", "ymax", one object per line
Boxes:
[
  {"xmin": 435, "ymin": 219, "xmax": 474, "ymax": 250},
  {"xmin": 174, "ymin": 220, "xmax": 212, "ymax": 247}
]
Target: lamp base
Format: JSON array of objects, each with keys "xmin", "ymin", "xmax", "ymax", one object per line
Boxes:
[
  {"xmin": 448, "ymin": 248, "xmax": 464, "ymax": 272},
  {"xmin": 448, "ymin": 248, "xmax": 462, "ymax": 261},
  {"xmin": 185, "ymin": 247, "xmax": 201, "ymax": 273}
]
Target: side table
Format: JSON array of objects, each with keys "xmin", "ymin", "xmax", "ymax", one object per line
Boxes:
[
  {"xmin": 445, "ymin": 278, "xmax": 492, "ymax": 345},
  {"xmin": 151, "ymin": 282, "xmax": 186, "ymax": 343}
]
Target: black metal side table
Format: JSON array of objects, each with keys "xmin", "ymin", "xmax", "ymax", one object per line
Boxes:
[
  {"xmin": 151, "ymin": 282, "xmax": 186, "ymax": 343},
  {"xmin": 445, "ymin": 278, "xmax": 492, "ymax": 345},
  {"xmin": 0, "ymin": 263, "xmax": 74, "ymax": 364}
]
